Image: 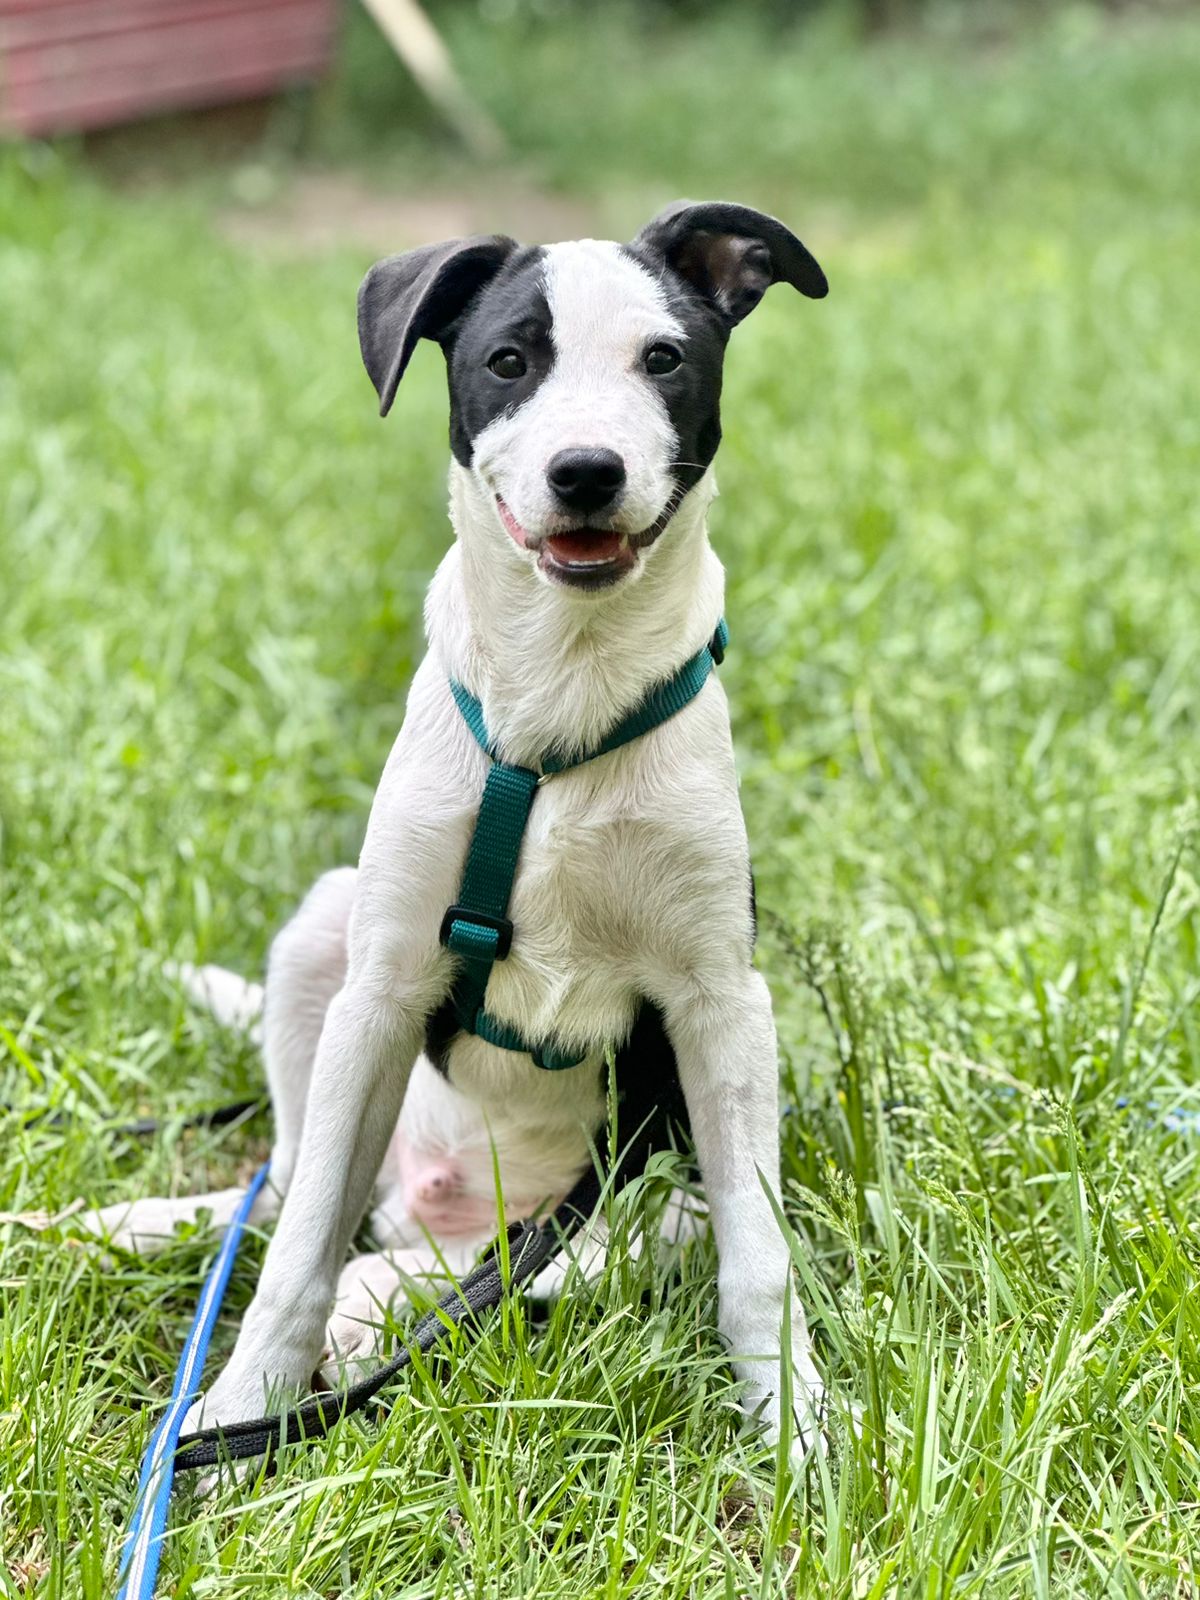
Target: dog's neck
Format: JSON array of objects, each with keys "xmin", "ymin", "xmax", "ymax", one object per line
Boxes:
[{"xmin": 425, "ymin": 466, "xmax": 725, "ymax": 767}]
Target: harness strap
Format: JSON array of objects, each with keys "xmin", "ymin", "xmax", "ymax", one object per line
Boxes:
[
  {"xmin": 542, "ymin": 614, "xmax": 728, "ymax": 773},
  {"xmin": 439, "ymin": 620, "xmax": 728, "ymax": 1073},
  {"xmin": 439, "ymin": 761, "xmax": 584, "ymax": 1072},
  {"xmin": 450, "ymin": 618, "xmax": 729, "ymax": 773},
  {"xmin": 441, "ymin": 762, "xmax": 538, "ymax": 974}
]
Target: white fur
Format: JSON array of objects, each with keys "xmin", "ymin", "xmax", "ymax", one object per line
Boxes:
[
  {"xmin": 473, "ymin": 241, "xmax": 684, "ymax": 570},
  {"xmin": 79, "ymin": 241, "xmax": 824, "ymax": 1454}
]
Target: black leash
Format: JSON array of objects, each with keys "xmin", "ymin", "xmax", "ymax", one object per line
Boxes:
[
  {"xmin": 168, "ymin": 1000, "xmax": 688, "ymax": 1471},
  {"xmin": 112, "ymin": 1099, "xmax": 266, "ymax": 1139},
  {"xmin": 172, "ymin": 1164, "xmax": 602, "ymax": 1472},
  {"xmin": 7, "ymin": 1097, "xmax": 267, "ymax": 1139}
]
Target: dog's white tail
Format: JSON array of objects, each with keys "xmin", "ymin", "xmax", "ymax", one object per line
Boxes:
[{"xmin": 167, "ymin": 961, "xmax": 264, "ymax": 1043}]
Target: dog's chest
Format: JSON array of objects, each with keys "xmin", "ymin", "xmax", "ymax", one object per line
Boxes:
[
  {"xmin": 442, "ymin": 750, "xmax": 721, "ymax": 1093},
  {"xmin": 418, "ymin": 667, "xmax": 746, "ymax": 1110},
  {"xmin": 488, "ymin": 780, "xmax": 653, "ymax": 1037}
]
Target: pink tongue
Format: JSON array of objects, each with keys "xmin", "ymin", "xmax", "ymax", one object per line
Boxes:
[{"xmin": 545, "ymin": 531, "xmax": 623, "ymax": 564}]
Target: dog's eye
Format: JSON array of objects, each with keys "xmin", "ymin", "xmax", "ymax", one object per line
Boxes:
[
  {"xmin": 487, "ymin": 349, "xmax": 527, "ymax": 380},
  {"xmin": 644, "ymin": 343, "xmax": 682, "ymax": 376}
]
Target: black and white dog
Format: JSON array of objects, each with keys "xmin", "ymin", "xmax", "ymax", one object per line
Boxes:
[{"xmin": 83, "ymin": 202, "xmax": 829, "ymax": 1449}]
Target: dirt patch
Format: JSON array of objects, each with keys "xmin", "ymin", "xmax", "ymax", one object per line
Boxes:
[{"xmin": 217, "ymin": 168, "xmax": 606, "ymax": 255}]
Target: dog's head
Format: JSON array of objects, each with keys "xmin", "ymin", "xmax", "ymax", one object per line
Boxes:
[{"xmin": 359, "ymin": 201, "xmax": 826, "ymax": 593}]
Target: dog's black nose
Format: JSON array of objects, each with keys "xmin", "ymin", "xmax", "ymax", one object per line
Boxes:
[{"xmin": 546, "ymin": 448, "xmax": 626, "ymax": 514}]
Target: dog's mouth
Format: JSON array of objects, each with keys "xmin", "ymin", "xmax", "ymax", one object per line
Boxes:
[
  {"xmin": 539, "ymin": 526, "xmax": 634, "ymax": 589},
  {"xmin": 496, "ymin": 495, "xmax": 680, "ymax": 591}
]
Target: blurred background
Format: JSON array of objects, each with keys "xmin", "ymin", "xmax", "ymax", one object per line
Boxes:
[{"xmin": 4, "ymin": 0, "xmax": 1200, "ymax": 243}]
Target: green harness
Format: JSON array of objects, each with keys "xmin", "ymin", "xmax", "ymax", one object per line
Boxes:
[{"xmin": 437, "ymin": 618, "xmax": 729, "ymax": 1072}]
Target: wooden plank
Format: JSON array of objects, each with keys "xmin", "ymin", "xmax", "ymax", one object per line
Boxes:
[
  {"xmin": 358, "ymin": 0, "xmax": 505, "ymax": 159},
  {"xmin": 0, "ymin": 0, "xmax": 326, "ymax": 50},
  {"xmin": 3, "ymin": 5, "xmax": 334, "ymax": 83},
  {"xmin": 0, "ymin": 0, "xmax": 337, "ymax": 135}
]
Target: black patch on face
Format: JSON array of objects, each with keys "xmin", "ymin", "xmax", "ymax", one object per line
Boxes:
[
  {"xmin": 441, "ymin": 246, "xmax": 553, "ymax": 467},
  {"xmin": 622, "ymin": 244, "xmax": 731, "ymax": 499}
]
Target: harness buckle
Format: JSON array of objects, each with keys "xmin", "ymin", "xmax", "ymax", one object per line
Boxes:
[{"xmin": 440, "ymin": 905, "xmax": 514, "ymax": 960}]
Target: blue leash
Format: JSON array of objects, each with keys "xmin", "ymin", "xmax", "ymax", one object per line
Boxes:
[{"xmin": 116, "ymin": 1162, "xmax": 271, "ymax": 1600}]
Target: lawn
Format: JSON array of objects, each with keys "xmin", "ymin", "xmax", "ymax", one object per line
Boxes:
[{"xmin": 3, "ymin": 7, "xmax": 1200, "ymax": 1596}]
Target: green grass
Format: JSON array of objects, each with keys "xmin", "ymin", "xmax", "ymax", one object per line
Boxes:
[
  {"xmin": 323, "ymin": 0, "xmax": 1200, "ymax": 216},
  {"xmin": 4, "ymin": 8, "xmax": 1200, "ymax": 1595}
]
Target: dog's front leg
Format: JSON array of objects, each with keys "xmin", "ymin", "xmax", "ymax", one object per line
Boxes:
[
  {"xmin": 663, "ymin": 968, "xmax": 824, "ymax": 1449},
  {"xmin": 185, "ymin": 974, "xmax": 427, "ymax": 1431}
]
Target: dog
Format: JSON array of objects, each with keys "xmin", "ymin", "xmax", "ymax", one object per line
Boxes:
[{"xmin": 81, "ymin": 201, "xmax": 830, "ymax": 1450}]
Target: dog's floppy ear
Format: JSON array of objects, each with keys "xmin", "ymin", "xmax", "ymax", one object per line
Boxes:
[
  {"xmin": 358, "ymin": 234, "xmax": 518, "ymax": 417},
  {"xmin": 633, "ymin": 200, "xmax": 827, "ymax": 326}
]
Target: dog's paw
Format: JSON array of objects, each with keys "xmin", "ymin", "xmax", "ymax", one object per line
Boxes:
[
  {"xmin": 182, "ymin": 1355, "xmax": 302, "ymax": 1437},
  {"xmin": 317, "ymin": 1301, "xmax": 388, "ymax": 1389},
  {"xmin": 316, "ymin": 1255, "xmax": 402, "ymax": 1388},
  {"xmin": 179, "ymin": 1363, "xmax": 306, "ymax": 1499},
  {"xmin": 740, "ymin": 1368, "xmax": 829, "ymax": 1465},
  {"xmin": 168, "ymin": 960, "xmax": 264, "ymax": 1039},
  {"xmin": 0, "ymin": 1198, "xmax": 85, "ymax": 1234},
  {"xmin": 73, "ymin": 1198, "xmax": 185, "ymax": 1261}
]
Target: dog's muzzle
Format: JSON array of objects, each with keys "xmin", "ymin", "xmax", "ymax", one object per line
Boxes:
[{"xmin": 495, "ymin": 494, "xmax": 680, "ymax": 591}]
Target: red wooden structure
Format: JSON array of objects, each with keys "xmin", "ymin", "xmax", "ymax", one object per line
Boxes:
[{"xmin": 0, "ymin": 0, "xmax": 339, "ymax": 137}]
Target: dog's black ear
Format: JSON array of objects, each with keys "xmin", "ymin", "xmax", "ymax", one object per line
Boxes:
[
  {"xmin": 633, "ymin": 200, "xmax": 827, "ymax": 326},
  {"xmin": 358, "ymin": 235, "xmax": 518, "ymax": 417}
]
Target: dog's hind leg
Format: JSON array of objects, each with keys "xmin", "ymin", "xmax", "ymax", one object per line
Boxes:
[
  {"xmin": 523, "ymin": 1184, "xmax": 706, "ymax": 1301},
  {"xmin": 259, "ymin": 866, "xmax": 358, "ymax": 1192},
  {"xmin": 170, "ymin": 961, "xmax": 265, "ymax": 1042},
  {"xmin": 318, "ymin": 1236, "xmax": 490, "ymax": 1382},
  {"xmin": 78, "ymin": 867, "xmax": 359, "ymax": 1257},
  {"xmin": 314, "ymin": 1187, "xmax": 705, "ymax": 1387},
  {"xmin": 77, "ymin": 1186, "xmax": 282, "ymax": 1258}
]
